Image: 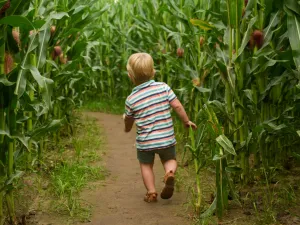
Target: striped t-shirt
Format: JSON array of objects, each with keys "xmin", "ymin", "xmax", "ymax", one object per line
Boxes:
[{"xmin": 125, "ymin": 80, "xmax": 177, "ymax": 151}]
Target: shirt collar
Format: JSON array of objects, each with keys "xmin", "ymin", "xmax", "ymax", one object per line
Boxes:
[{"xmin": 133, "ymin": 80, "xmax": 155, "ymax": 91}]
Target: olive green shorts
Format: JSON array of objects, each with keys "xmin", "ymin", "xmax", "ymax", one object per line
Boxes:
[{"xmin": 137, "ymin": 146, "xmax": 176, "ymax": 164}]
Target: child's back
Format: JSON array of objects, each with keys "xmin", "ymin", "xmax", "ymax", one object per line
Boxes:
[{"xmin": 125, "ymin": 80, "xmax": 177, "ymax": 151}]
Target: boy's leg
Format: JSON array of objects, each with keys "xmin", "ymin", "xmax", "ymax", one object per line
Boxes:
[
  {"xmin": 157, "ymin": 146, "xmax": 177, "ymax": 199},
  {"xmin": 137, "ymin": 151, "xmax": 156, "ymax": 193},
  {"xmin": 162, "ymin": 159, "xmax": 177, "ymax": 174},
  {"xmin": 158, "ymin": 146, "xmax": 177, "ymax": 173},
  {"xmin": 140, "ymin": 163, "xmax": 156, "ymax": 193}
]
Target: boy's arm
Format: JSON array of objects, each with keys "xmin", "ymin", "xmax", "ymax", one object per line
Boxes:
[
  {"xmin": 170, "ymin": 99, "xmax": 197, "ymax": 129},
  {"xmin": 123, "ymin": 114, "xmax": 134, "ymax": 132},
  {"xmin": 124, "ymin": 98, "xmax": 135, "ymax": 132}
]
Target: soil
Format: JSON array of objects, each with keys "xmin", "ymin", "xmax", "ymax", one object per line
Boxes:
[{"xmin": 80, "ymin": 112, "xmax": 191, "ymax": 225}]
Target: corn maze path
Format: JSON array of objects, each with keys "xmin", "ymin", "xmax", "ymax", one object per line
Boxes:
[{"xmin": 81, "ymin": 112, "xmax": 191, "ymax": 225}]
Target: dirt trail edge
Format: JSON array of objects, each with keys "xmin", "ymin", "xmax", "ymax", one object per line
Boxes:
[{"xmin": 82, "ymin": 112, "xmax": 191, "ymax": 225}]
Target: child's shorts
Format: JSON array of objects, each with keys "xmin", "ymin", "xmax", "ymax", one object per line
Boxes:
[{"xmin": 137, "ymin": 146, "xmax": 176, "ymax": 164}]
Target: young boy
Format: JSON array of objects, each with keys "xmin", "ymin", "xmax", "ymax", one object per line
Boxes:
[{"xmin": 123, "ymin": 53, "xmax": 197, "ymax": 203}]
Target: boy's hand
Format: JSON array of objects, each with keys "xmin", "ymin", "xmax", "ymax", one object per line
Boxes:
[
  {"xmin": 170, "ymin": 99, "xmax": 197, "ymax": 130},
  {"xmin": 184, "ymin": 121, "xmax": 197, "ymax": 130},
  {"xmin": 123, "ymin": 114, "xmax": 135, "ymax": 132}
]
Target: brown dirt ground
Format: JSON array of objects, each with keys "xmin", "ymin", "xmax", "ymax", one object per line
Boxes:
[{"xmin": 79, "ymin": 112, "xmax": 191, "ymax": 225}]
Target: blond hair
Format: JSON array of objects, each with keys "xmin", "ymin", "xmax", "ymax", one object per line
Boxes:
[{"xmin": 126, "ymin": 53, "xmax": 155, "ymax": 83}]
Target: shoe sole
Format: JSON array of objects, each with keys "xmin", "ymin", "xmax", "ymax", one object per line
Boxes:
[
  {"xmin": 161, "ymin": 176, "xmax": 175, "ymax": 199},
  {"xmin": 144, "ymin": 193, "xmax": 158, "ymax": 203}
]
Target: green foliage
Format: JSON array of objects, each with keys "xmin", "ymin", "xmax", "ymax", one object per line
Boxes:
[{"xmin": 0, "ymin": 0, "xmax": 109, "ymax": 222}]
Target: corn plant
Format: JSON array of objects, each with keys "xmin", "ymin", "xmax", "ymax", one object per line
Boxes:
[{"xmin": 0, "ymin": 0, "xmax": 108, "ymax": 222}]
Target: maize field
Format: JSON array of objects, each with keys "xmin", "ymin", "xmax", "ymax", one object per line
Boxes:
[{"xmin": 0, "ymin": 0, "xmax": 300, "ymax": 224}]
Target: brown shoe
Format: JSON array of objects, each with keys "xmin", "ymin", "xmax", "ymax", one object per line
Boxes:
[
  {"xmin": 161, "ymin": 170, "xmax": 175, "ymax": 199},
  {"xmin": 144, "ymin": 192, "xmax": 158, "ymax": 203}
]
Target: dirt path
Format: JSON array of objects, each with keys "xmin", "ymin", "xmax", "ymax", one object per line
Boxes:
[{"xmin": 82, "ymin": 112, "xmax": 191, "ymax": 225}]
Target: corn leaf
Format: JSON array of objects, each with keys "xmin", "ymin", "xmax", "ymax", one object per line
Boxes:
[
  {"xmin": 190, "ymin": 19, "xmax": 214, "ymax": 30},
  {"xmin": 244, "ymin": 0, "xmax": 255, "ymax": 18},
  {"xmin": 0, "ymin": 74, "xmax": 14, "ymax": 86},
  {"xmin": 0, "ymin": 15, "xmax": 35, "ymax": 29},
  {"xmin": 37, "ymin": 28, "xmax": 51, "ymax": 69},
  {"xmin": 14, "ymin": 34, "xmax": 39, "ymax": 97},
  {"xmin": 195, "ymin": 87, "xmax": 211, "ymax": 93},
  {"xmin": 287, "ymin": 15, "xmax": 300, "ymax": 71},
  {"xmin": 235, "ymin": 16, "xmax": 257, "ymax": 60},
  {"xmin": 200, "ymin": 198, "xmax": 216, "ymax": 218},
  {"xmin": 0, "ymin": 125, "xmax": 9, "ymax": 136},
  {"xmin": 0, "ymin": 127, "xmax": 29, "ymax": 149},
  {"xmin": 30, "ymin": 118, "xmax": 67, "ymax": 139},
  {"xmin": 14, "ymin": 69, "xmax": 27, "ymax": 98},
  {"xmin": 263, "ymin": 121, "xmax": 287, "ymax": 131},
  {"xmin": 244, "ymin": 89, "xmax": 254, "ymax": 103},
  {"xmin": 30, "ymin": 102, "xmax": 50, "ymax": 117},
  {"xmin": 40, "ymin": 12, "xmax": 69, "ymax": 30},
  {"xmin": 229, "ymin": 0, "xmax": 243, "ymax": 29},
  {"xmin": 216, "ymin": 134, "xmax": 236, "ymax": 155},
  {"xmin": 11, "ymin": 132, "xmax": 29, "ymax": 150},
  {"xmin": 254, "ymin": 58, "xmax": 279, "ymax": 75},
  {"xmin": 5, "ymin": 171, "xmax": 24, "ymax": 185},
  {"xmin": 225, "ymin": 166, "xmax": 242, "ymax": 173},
  {"xmin": 167, "ymin": 0, "xmax": 187, "ymax": 20},
  {"xmin": 14, "ymin": 29, "xmax": 39, "ymax": 97},
  {"xmin": 46, "ymin": 60, "xmax": 59, "ymax": 70},
  {"xmin": 213, "ymin": 153, "xmax": 226, "ymax": 161},
  {"xmin": 292, "ymin": 152, "xmax": 300, "ymax": 159},
  {"xmin": 28, "ymin": 66, "xmax": 54, "ymax": 108},
  {"xmin": 47, "ymin": 12, "xmax": 69, "ymax": 21},
  {"xmin": 6, "ymin": 0, "xmax": 28, "ymax": 16},
  {"xmin": 73, "ymin": 5, "xmax": 88, "ymax": 14},
  {"xmin": 285, "ymin": 0, "xmax": 300, "ymax": 15}
]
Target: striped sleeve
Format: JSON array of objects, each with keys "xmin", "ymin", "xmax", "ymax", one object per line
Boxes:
[
  {"xmin": 125, "ymin": 98, "xmax": 134, "ymax": 117},
  {"xmin": 165, "ymin": 84, "xmax": 177, "ymax": 102}
]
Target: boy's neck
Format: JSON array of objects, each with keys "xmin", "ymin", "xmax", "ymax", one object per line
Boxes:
[{"xmin": 135, "ymin": 79, "xmax": 152, "ymax": 86}]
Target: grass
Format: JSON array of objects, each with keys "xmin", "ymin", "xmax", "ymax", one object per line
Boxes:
[
  {"xmin": 15, "ymin": 113, "xmax": 107, "ymax": 224},
  {"xmin": 50, "ymin": 161, "xmax": 105, "ymax": 216},
  {"xmin": 47, "ymin": 114, "xmax": 106, "ymax": 222},
  {"xmin": 82, "ymin": 97, "xmax": 125, "ymax": 114}
]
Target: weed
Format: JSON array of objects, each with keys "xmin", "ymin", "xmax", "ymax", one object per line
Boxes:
[
  {"xmin": 278, "ymin": 185, "xmax": 296, "ymax": 205},
  {"xmin": 72, "ymin": 138, "xmax": 83, "ymax": 162},
  {"xmin": 174, "ymin": 167, "xmax": 185, "ymax": 192},
  {"xmin": 193, "ymin": 217, "xmax": 214, "ymax": 225},
  {"xmin": 51, "ymin": 162, "xmax": 104, "ymax": 197}
]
